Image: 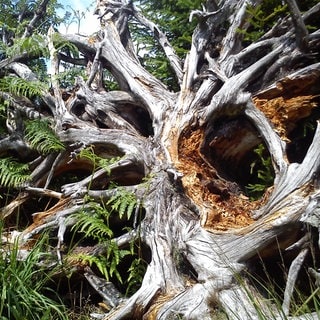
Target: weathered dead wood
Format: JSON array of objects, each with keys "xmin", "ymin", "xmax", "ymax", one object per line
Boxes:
[
  {"xmin": 131, "ymin": 4, "xmax": 183, "ymax": 84},
  {"xmin": 284, "ymin": 0, "xmax": 309, "ymax": 51},
  {"xmin": 1, "ymin": 0, "xmax": 320, "ymax": 319},
  {"xmin": 283, "ymin": 247, "xmax": 309, "ymax": 316}
]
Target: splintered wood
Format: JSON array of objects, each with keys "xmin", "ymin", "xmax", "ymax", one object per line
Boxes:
[
  {"xmin": 177, "ymin": 128, "xmax": 255, "ymax": 231},
  {"xmin": 176, "ymin": 87, "xmax": 319, "ymax": 231},
  {"xmin": 253, "ymin": 95, "xmax": 318, "ymax": 141}
]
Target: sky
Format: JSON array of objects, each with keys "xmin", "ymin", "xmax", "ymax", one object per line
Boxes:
[{"xmin": 57, "ymin": 0, "xmax": 100, "ymax": 35}]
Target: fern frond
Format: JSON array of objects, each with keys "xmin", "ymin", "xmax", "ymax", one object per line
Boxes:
[
  {"xmin": 0, "ymin": 76, "xmax": 47, "ymax": 98},
  {"xmin": 25, "ymin": 119, "xmax": 65, "ymax": 155},
  {"xmin": 74, "ymin": 253, "xmax": 109, "ymax": 280},
  {"xmin": 107, "ymin": 241, "xmax": 131, "ymax": 283},
  {"xmin": 97, "ymin": 155, "xmax": 120, "ymax": 173},
  {"xmin": 6, "ymin": 34, "xmax": 48, "ymax": 58},
  {"xmin": 246, "ymin": 144, "xmax": 274, "ymax": 200},
  {"xmin": 107, "ymin": 188, "xmax": 138, "ymax": 220},
  {"xmin": 78, "ymin": 146, "xmax": 120, "ymax": 174},
  {"xmin": 78, "ymin": 146, "xmax": 99, "ymax": 166},
  {"xmin": 0, "ymin": 157, "xmax": 30, "ymax": 188},
  {"xmin": 70, "ymin": 193, "xmax": 142, "ymax": 285},
  {"xmin": 126, "ymin": 258, "xmax": 147, "ymax": 296},
  {"xmin": 53, "ymin": 33, "xmax": 79, "ymax": 58},
  {"xmin": 109, "ymin": 254, "xmax": 122, "ymax": 283},
  {"xmin": 71, "ymin": 209, "xmax": 113, "ymax": 241}
]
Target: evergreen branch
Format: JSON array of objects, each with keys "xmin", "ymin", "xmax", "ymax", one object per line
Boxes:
[{"xmin": 25, "ymin": 119, "xmax": 65, "ymax": 155}]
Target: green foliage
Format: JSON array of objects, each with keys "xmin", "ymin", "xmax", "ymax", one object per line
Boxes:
[
  {"xmin": 25, "ymin": 119, "xmax": 65, "ymax": 155},
  {"xmin": 73, "ymin": 241, "xmax": 132, "ymax": 284},
  {"xmin": 246, "ymin": 144, "xmax": 274, "ymax": 200},
  {"xmin": 293, "ymin": 287, "xmax": 320, "ymax": 317},
  {"xmin": 237, "ymin": 1, "xmax": 288, "ymax": 43},
  {"xmin": 5, "ymin": 34, "xmax": 48, "ymax": 58},
  {"xmin": 72, "ymin": 202, "xmax": 113, "ymax": 241},
  {"xmin": 70, "ymin": 147, "xmax": 146, "ymax": 289},
  {"xmin": 27, "ymin": 58, "xmax": 49, "ymax": 82},
  {"xmin": 238, "ymin": 259, "xmax": 320, "ymax": 319},
  {"xmin": 70, "ymin": 197, "xmax": 136, "ymax": 284},
  {"xmin": 78, "ymin": 145, "xmax": 120, "ymax": 175},
  {"xmin": 53, "ymin": 33, "xmax": 79, "ymax": 58},
  {"xmin": 57, "ymin": 66, "xmax": 86, "ymax": 89},
  {"xmin": 126, "ymin": 257, "xmax": 147, "ymax": 296},
  {"xmin": 103, "ymin": 70, "xmax": 120, "ymax": 91},
  {"xmin": 132, "ymin": 0, "xmax": 202, "ymax": 90},
  {"xmin": 137, "ymin": 0, "xmax": 201, "ymax": 56},
  {"xmin": 0, "ymin": 0, "xmax": 63, "ymax": 45},
  {"xmin": 0, "ymin": 157, "xmax": 31, "ymax": 188},
  {"xmin": 0, "ymin": 76, "xmax": 47, "ymax": 98},
  {"xmin": 0, "ymin": 228, "xmax": 69, "ymax": 320},
  {"xmin": 302, "ymin": 120, "xmax": 316, "ymax": 138},
  {"xmin": 107, "ymin": 187, "xmax": 138, "ymax": 220},
  {"xmin": 0, "ymin": 103, "xmax": 8, "ymax": 136}
]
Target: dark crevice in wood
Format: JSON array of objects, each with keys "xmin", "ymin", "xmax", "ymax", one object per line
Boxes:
[
  {"xmin": 247, "ymin": 225, "xmax": 320, "ymax": 310},
  {"xmin": 287, "ymin": 106, "xmax": 320, "ymax": 163},
  {"xmin": 177, "ymin": 127, "xmax": 255, "ymax": 230},
  {"xmin": 50, "ymin": 169, "xmax": 91, "ymax": 191},
  {"xmin": 117, "ymin": 105, "xmax": 154, "ymax": 137},
  {"xmin": 69, "ymin": 97, "xmax": 154, "ymax": 136},
  {"xmin": 50, "ymin": 272, "xmax": 103, "ymax": 310},
  {"xmin": 201, "ymin": 116, "xmax": 263, "ymax": 190}
]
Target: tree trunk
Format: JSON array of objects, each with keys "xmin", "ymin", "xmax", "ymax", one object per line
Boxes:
[{"xmin": 2, "ymin": 0, "xmax": 320, "ymax": 319}]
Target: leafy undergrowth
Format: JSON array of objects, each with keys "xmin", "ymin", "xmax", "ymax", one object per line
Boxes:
[
  {"xmin": 0, "ymin": 226, "xmax": 68, "ymax": 320},
  {"xmin": 1, "ymin": 218, "xmax": 320, "ymax": 319}
]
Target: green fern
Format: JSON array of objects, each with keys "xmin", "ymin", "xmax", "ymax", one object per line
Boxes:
[
  {"xmin": 107, "ymin": 188, "xmax": 138, "ymax": 220},
  {"xmin": 71, "ymin": 207, "xmax": 113, "ymax": 241},
  {"xmin": 78, "ymin": 146, "xmax": 120, "ymax": 174},
  {"xmin": 69, "ymin": 166, "xmax": 144, "ymax": 290},
  {"xmin": 6, "ymin": 34, "xmax": 48, "ymax": 58},
  {"xmin": 70, "ymin": 193, "xmax": 141, "ymax": 285},
  {"xmin": 126, "ymin": 258, "xmax": 147, "ymax": 296},
  {"xmin": 70, "ymin": 201, "xmax": 131, "ymax": 283},
  {"xmin": 0, "ymin": 157, "xmax": 31, "ymax": 188},
  {"xmin": 73, "ymin": 244, "xmax": 131, "ymax": 283},
  {"xmin": 74, "ymin": 253, "xmax": 110, "ymax": 280},
  {"xmin": 107, "ymin": 241, "xmax": 131, "ymax": 283},
  {"xmin": 25, "ymin": 119, "xmax": 65, "ymax": 155},
  {"xmin": 70, "ymin": 201, "xmax": 117, "ymax": 281},
  {"xmin": 0, "ymin": 76, "xmax": 47, "ymax": 98},
  {"xmin": 53, "ymin": 33, "xmax": 79, "ymax": 58},
  {"xmin": 246, "ymin": 144, "xmax": 274, "ymax": 200}
]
